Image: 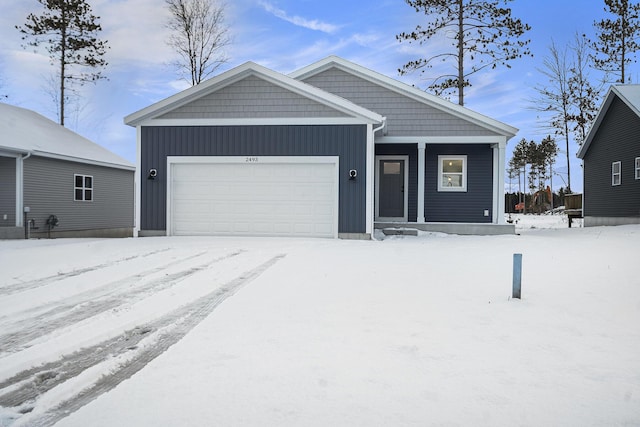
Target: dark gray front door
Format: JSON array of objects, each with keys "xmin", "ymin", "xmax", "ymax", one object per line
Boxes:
[{"xmin": 379, "ymin": 159, "xmax": 405, "ymax": 218}]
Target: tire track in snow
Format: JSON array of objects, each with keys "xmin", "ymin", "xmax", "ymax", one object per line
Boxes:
[
  {"xmin": 0, "ymin": 248, "xmax": 172, "ymax": 296},
  {"xmin": 0, "ymin": 254, "xmax": 285, "ymax": 426},
  {"xmin": 0, "ymin": 250, "xmax": 242, "ymax": 354}
]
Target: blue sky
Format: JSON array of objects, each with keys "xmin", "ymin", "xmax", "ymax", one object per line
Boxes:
[{"xmin": 0, "ymin": 0, "xmax": 626, "ymax": 192}]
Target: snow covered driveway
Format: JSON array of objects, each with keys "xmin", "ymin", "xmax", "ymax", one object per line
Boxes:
[
  {"xmin": 0, "ymin": 238, "xmax": 286, "ymax": 426},
  {"xmin": 1, "ymin": 222, "xmax": 639, "ymax": 426}
]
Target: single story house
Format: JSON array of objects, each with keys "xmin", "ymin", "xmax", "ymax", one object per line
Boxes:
[
  {"xmin": 125, "ymin": 56, "xmax": 517, "ymax": 239},
  {"xmin": 0, "ymin": 103, "xmax": 135, "ymax": 239},
  {"xmin": 577, "ymin": 85, "xmax": 640, "ymax": 226}
]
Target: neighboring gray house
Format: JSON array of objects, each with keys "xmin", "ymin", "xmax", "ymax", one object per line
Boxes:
[
  {"xmin": 125, "ymin": 56, "xmax": 517, "ymax": 239},
  {"xmin": 577, "ymin": 85, "xmax": 640, "ymax": 226},
  {"xmin": 0, "ymin": 103, "xmax": 135, "ymax": 239}
]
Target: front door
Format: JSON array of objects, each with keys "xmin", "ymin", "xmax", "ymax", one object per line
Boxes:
[{"xmin": 376, "ymin": 156, "xmax": 408, "ymax": 221}]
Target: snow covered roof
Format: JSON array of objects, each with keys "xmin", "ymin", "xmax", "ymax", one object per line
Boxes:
[
  {"xmin": 577, "ymin": 85, "xmax": 640, "ymax": 159},
  {"xmin": 0, "ymin": 103, "xmax": 134, "ymax": 170}
]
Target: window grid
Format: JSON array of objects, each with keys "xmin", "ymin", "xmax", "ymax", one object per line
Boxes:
[
  {"xmin": 635, "ymin": 157, "xmax": 640, "ymax": 180},
  {"xmin": 74, "ymin": 174, "xmax": 93, "ymax": 201},
  {"xmin": 612, "ymin": 161, "xmax": 621, "ymax": 186}
]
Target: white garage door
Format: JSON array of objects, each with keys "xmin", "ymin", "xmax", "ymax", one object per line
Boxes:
[{"xmin": 168, "ymin": 157, "xmax": 338, "ymax": 237}]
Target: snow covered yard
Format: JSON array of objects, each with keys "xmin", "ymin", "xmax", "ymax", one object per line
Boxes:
[{"xmin": 1, "ymin": 217, "xmax": 639, "ymax": 426}]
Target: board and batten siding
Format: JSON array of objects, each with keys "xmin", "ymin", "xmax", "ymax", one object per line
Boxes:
[
  {"xmin": 425, "ymin": 144, "xmax": 494, "ymax": 223},
  {"xmin": 23, "ymin": 156, "xmax": 134, "ymax": 232},
  {"xmin": 141, "ymin": 125, "xmax": 367, "ymax": 234},
  {"xmin": 0, "ymin": 157, "xmax": 16, "ymax": 227},
  {"xmin": 583, "ymin": 96, "xmax": 640, "ymax": 218},
  {"xmin": 302, "ymin": 68, "xmax": 497, "ymax": 138},
  {"xmin": 159, "ymin": 75, "xmax": 349, "ymax": 120}
]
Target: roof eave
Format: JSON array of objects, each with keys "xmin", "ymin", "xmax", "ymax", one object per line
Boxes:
[
  {"xmin": 125, "ymin": 61, "xmax": 384, "ymax": 127},
  {"xmin": 290, "ymin": 56, "xmax": 518, "ymax": 138},
  {"xmin": 33, "ymin": 150, "xmax": 135, "ymax": 171}
]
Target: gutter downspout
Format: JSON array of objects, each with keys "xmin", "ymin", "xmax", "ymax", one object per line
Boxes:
[
  {"xmin": 373, "ymin": 117, "xmax": 387, "ymax": 136},
  {"xmin": 368, "ymin": 117, "xmax": 386, "ymax": 237},
  {"xmin": 17, "ymin": 151, "xmax": 32, "ymax": 227}
]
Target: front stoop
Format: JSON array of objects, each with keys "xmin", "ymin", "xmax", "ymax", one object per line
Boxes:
[
  {"xmin": 381, "ymin": 228, "xmax": 419, "ymax": 236},
  {"xmin": 375, "ymin": 222, "xmax": 515, "ymax": 236}
]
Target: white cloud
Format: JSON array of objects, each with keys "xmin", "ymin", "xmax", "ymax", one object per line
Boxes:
[
  {"xmin": 258, "ymin": 1, "xmax": 340, "ymax": 34},
  {"xmin": 93, "ymin": 0, "xmax": 175, "ymax": 68}
]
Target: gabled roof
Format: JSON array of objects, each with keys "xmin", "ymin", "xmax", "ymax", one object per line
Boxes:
[
  {"xmin": 577, "ymin": 85, "xmax": 640, "ymax": 159},
  {"xmin": 124, "ymin": 61, "xmax": 384, "ymax": 126},
  {"xmin": 290, "ymin": 56, "xmax": 518, "ymax": 138},
  {"xmin": 0, "ymin": 103, "xmax": 134, "ymax": 170}
]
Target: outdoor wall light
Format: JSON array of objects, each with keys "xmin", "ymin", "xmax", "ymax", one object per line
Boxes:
[
  {"xmin": 349, "ymin": 169, "xmax": 357, "ymax": 180},
  {"xmin": 148, "ymin": 168, "xmax": 158, "ymax": 180}
]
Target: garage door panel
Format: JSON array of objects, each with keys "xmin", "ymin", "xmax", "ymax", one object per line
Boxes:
[{"xmin": 170, "ymin": 160, "xmax": 337, "ymax": 237}]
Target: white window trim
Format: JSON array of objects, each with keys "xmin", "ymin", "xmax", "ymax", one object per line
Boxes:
[
  {"xmin": 635, "ymin": 157, "xmax": 640, "ymax": 180},
  {"xmin": 438, "ymin": 155, "xmax": 467, "ymax": 192},
  {"xmin": 612, "ymin": 161, "xmax": 621, "ymax": 186},
  {"xmin": 74, "ymin": 174, "xmax": 94, "ymax": 202}
]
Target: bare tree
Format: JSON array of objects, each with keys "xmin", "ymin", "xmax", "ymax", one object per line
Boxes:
[
  {"xmin": 568, "ymin": 34, "xmax": 604, "ymax": 145},
  {"xmin": 531, "ymin": 40, "xmax": 573, "ymax": 192},
  {"xmin": 397, "ymin": 0, "xmax": 531, "ymax": 106},
  {"xmin": 166, "ymin": 0, "xmax": 230, "ymax": 86}
]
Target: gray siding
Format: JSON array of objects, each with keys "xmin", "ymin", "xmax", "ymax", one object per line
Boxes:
[
  {"xmin": 375, "ymin": 144, "xmax": 418, "ymax": 222},
  {"xmin": 23, "ymin": 156, "xmax": 134, "ymax": 232},
  {"xmin": 302, "ymin": 68, "xmax": 497, "ymax": 137},
  {"xmin": 160, "ymin": 75, "xmax": 348, "ymax": 119},
  {"xmin": 141, "ymin": 125, "xmax": 367, "ymax": 233},
  {"xmin": 583, "ymin": 96, "xmax": 640, "ymax": 217},
  {"xmin": 425, "ymin": 144, "xmax": 494, "ymax": 223},
  {"xmin": 0, "ymin": 157, "xmax": 16, "ymax": 227}
]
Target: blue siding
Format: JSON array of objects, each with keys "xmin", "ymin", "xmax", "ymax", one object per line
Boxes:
[
  {"xmin": 141, "ymin": 125, "xmax": 367, "ymax": 233},
  {"xmin": 425, "ymin": 144, "xmax": 493, "ymax": 223},
  {"xmin": 583, "ymin": 96, "xmax": 640, "ymax": 218}
]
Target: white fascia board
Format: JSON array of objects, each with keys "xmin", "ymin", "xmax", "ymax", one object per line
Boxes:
[
  {"xmin": 31, "ymin": 151, "xmax": 136, "ymax": 171},
  {"xmin": 612, "ymin": 85, "xmax": 640, "ymax": 117},
  {"xmin": 124, "ymin": 62, "xmax": 258, "ymax": 126},
  {"xmin": 578, "ymin": 85, "xmax": 640, "ymax": 159},
  {"xmin": 0, "ymin": 148, "xmax": 24, "ymax": 158},
  {"xmin": 125, "ymin": 61, "xmax": 383, "ymax": 127},
  {"xmin": 291, "ymin": 56, "xmax": 518, "ymax": 138},
  {"xmin": 375, "ymin": 136, "xmax": 507, "ymax": 144},
  {"xmin": 136, "ymin": 117, "xmax": 375, "ymax": 127}
]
